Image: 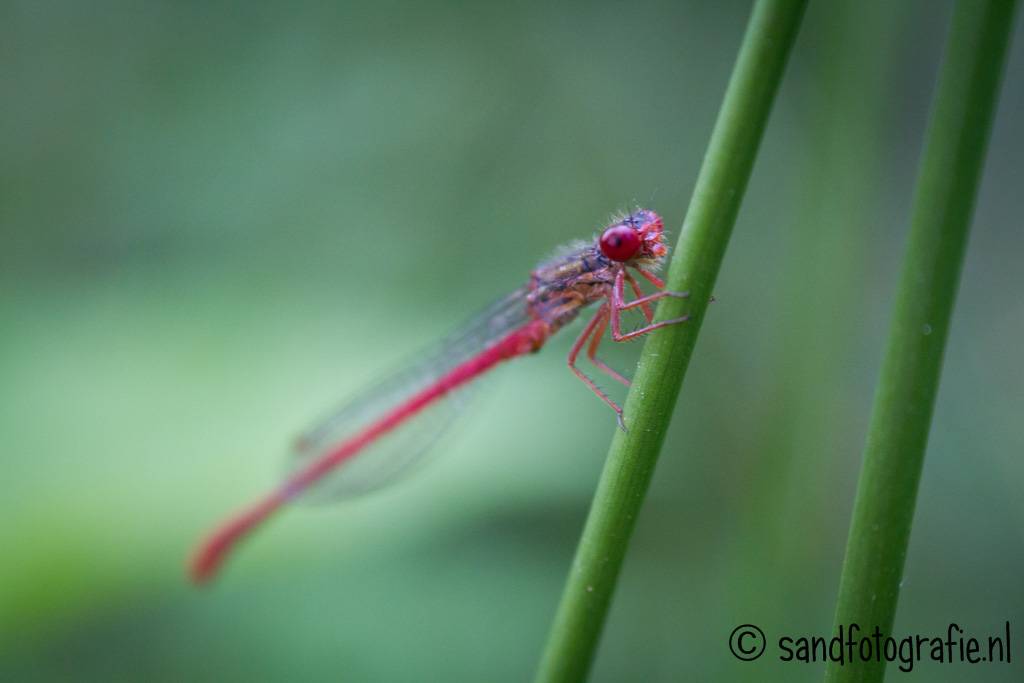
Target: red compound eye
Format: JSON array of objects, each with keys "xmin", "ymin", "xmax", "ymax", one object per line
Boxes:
[{"xmin": 599, "ymin": 225, "xmax": 642, "ymax": 261}]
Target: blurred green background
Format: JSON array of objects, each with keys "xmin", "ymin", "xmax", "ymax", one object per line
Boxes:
[{"xmin": 2, "ymin": 1, "xmax": 1021, "ymax": 681}]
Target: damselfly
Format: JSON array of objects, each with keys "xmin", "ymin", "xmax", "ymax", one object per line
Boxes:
[{"xmin": 190, "ymin": 208, "xmax": 690, "ymax": 582}]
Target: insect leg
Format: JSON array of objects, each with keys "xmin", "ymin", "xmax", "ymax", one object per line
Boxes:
[
  {"xmin": 623, "ymin": 270, "xmax": 654, "ymax": 323},
  {"xmin": 586, "ymin": 306, "xmax": 631, "ymax": 388},
  {"xmin": 568, "ymin": 304, "xmax": 626, "ymax": 429},
  {"xmin": 610, "ymin": 270, "xmax": 690, "ymax": 342},
  {"xmin": 633, "ymin": 268, "xmax": 667, "ymax": 289}
]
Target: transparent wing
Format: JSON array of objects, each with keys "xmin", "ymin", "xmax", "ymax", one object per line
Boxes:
[{"xmin": 286, "ymin": 286, "xmax": 533, "ymax": 503}]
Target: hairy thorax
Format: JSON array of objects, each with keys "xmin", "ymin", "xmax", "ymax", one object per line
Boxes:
[{"xmin": 527, "ymin": 244, "xmax": 617, "ymax": 334}]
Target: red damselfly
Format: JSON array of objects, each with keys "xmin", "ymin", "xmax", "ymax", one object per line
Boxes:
[{"xmin": 190, "ymin": 209, "xmax": 690, "ymax": 583}]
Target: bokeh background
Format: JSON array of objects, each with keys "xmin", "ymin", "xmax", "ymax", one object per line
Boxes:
[{"xmin": 2, "ymin": 1, "xmax": 1022, "ymax": 681}]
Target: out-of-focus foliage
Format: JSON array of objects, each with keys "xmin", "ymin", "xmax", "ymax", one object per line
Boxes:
[{"xmin": 1, "ymin": 1, "xmax": 1021, "ymax": 681}]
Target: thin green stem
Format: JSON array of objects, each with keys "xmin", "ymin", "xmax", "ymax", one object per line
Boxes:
[
  {"xmin": 825, "ymin": 2, "xmax": 1017, "ymax": 682},
  {"xmin": 533, "ymin": 1, "xmax": 807, "ymax": 680}
]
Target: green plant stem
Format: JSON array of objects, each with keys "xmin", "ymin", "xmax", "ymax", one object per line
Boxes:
[
  {"xmin": 825, "ymin": 2, "xmax": 1017, "ymax": 682},
  {"xmin": 533, "ymin": 1, "xmax": 807, "ymax": 680}
]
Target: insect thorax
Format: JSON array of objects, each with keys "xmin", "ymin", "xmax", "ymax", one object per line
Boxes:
[{"xmin": 528, "ymin": 245, "xmax": 616, "ymax": 333}]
